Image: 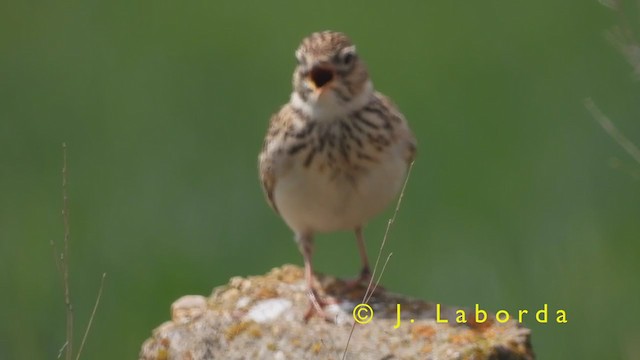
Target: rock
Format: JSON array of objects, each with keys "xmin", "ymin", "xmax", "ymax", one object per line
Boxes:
[{"xmin": 139, "ymin": 265, "xmax": 534, "ymax": 359}]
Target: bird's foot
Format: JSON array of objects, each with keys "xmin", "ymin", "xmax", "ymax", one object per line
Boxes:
[
  {"xmin": 343, "ymin": 267, "xmax": 382, "ymax": 291},
  {"xmin": 303, "ymin": 288, "xmax": 337, "ymax": 322}
]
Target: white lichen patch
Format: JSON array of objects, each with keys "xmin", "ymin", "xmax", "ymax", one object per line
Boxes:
[{"xmin": 245, "ymin": 298, "xmax": 293, "ymax": 323}]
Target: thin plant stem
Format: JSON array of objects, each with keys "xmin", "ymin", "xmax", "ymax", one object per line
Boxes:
[
  {"xmin": 62, "ymin": 142, "xmax": 74, "ymax": 360},
  {"xmin": 585, "ymin": 98, "xmax": 640, "ymax": 165},
  {"xmin": 342, "ymin": 161, "xmax": 415, "ymax": 360},
  {"xmin": 76, "ymin": 273, "xmax": 107, "ymax": 360}
]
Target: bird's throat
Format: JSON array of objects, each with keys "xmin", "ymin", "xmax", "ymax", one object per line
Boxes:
[{"xmin": 291, "ymin": 80, "xmax": 374, "ymax": 121}]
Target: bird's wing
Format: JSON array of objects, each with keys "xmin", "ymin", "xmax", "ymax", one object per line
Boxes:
[
  {"xmin": 375, "ymin": 92, "xmax": 417, "ymax": 164},
  {"xmin": 258, "ymin": 106, "xmax": 293, "ymax": 214}
]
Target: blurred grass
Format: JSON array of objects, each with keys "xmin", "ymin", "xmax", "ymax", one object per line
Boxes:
[{"xmin": 1, "ymin": 0, "xmax": 639, "ymax": 359}]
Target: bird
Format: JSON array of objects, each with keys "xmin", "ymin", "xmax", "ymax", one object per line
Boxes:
[{"xmin": 258, "ymin": 31, "xmax": 416, "ymax": 319}]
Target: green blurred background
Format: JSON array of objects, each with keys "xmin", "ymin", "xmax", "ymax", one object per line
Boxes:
[{"xmin": 2, "ymin": 0, "xmax": 639, "ymax": 359}]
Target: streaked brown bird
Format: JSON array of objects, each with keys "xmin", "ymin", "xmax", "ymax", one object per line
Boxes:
[{"xmin": 259, "ymin": 31, "xmax": 416, "ymax": 319}]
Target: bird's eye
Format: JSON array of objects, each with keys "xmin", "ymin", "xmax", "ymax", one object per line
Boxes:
[{"xmin": 342, "ymin": 51, "xmax": 356, "ymax": 65}]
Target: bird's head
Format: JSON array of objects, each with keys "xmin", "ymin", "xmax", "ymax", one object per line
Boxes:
[{"xmin": 291, "ymin": 31, "xmax": 372, "ymax": 118}]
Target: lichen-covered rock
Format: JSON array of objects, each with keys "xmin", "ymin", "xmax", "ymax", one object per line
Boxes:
[{"xmin": 140, "ymin": 265, "xmax": 534, "ymax": 359}]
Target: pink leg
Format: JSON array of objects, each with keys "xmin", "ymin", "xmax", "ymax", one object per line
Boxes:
[
  {"xmin": 297, "ymin": 233, "xmax": 330, "ymax": 321},
  {"xmin": 343, "ymin": 227, "xmax": 373, "ymax": 290}
]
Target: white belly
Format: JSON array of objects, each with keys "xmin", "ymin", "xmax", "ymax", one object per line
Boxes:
[{"xmin": 273, "ymin": 150, "xmax": 408, "ymax": 234}]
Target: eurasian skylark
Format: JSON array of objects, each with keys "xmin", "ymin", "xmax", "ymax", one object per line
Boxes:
[{"xmin": 259, "ymin": 31, "xmax": 416, "ymax": 318}]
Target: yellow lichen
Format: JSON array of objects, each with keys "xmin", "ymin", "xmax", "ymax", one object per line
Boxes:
[
  {"xmin": 225, "ymin": 321, "xmax": 251, "ymax": 341},
  {"xmin": 156, "ymin": 348, "xmax": 168, "ymax": 360},
  {"xmin": 310, "ymin": 341, "xmax": 323, "ymax": 354}
]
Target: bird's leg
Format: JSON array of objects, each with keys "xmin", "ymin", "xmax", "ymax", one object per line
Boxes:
[
  {"xmin": 297, "ymin": 233, "xmax": 332, "ymax": 321},
  {"xmin": 343, "ymin": 227, "xmax": 375, "ymax": 291},
  {"xmin": 355, "ymin": 226, "xmax": 371, "ymax": 282}
]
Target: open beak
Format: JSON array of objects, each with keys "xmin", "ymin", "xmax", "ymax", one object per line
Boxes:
[{"xmin": 307, "ymin": 64, "xmax": 335, "ymax": 92}]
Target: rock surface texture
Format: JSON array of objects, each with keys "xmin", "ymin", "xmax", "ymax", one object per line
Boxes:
[{"xmin": 139, "ymin": 265, "xmax": 534, "ymax": 359}]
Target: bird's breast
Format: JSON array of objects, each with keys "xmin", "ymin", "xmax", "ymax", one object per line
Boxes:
[{"xmin": 273, "ymin": 137, "xmax": 408, "ymax": 234}]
